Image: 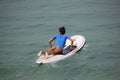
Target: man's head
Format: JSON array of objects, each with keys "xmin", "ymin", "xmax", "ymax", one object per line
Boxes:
[{"xmin": 59, "ymin": 26, "xmax": 66, "ymax": 34}]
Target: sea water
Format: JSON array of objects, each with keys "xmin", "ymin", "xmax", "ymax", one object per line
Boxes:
[{"xmin": 0, "ymin": 0, "xmax": 120, "ymax": 80}]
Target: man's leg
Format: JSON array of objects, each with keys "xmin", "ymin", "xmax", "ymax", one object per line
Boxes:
[{"xmin": 37, "ymin": 46, "xmax": 56, "ymax": 57}]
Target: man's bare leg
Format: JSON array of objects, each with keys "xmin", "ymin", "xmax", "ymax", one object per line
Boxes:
[{"xmin": 37, "ymin": 50, "xmax": 46, "ymax": 57}]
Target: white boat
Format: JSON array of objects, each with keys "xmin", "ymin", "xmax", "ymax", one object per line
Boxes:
[{"xmin": 36, "ymin": 35, "xmax": 85, "ymax": 64}]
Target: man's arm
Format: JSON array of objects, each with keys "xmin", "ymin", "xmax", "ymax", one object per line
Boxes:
[
  {"xmin": 48, "ymin": 38, "xmax": 54, "ymax": 48},
  {"xmin": 69, "ymin": 38, "xmax": 74, "ymax": 50}
]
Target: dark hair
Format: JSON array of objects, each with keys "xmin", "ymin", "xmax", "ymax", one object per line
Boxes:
[{"xmin": 59, "ymin": 26, "xmax": 66, "ymax": 34}]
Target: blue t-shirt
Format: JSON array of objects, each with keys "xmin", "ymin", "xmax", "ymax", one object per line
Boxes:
[{"xmin": 52, "ymin": 34, "xmax": 70, "ymax": 48}]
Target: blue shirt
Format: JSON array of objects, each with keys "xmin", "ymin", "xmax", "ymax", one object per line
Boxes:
[{"xmin": 52, "ymin": 34, "xmax": 70, "ymax": 48}]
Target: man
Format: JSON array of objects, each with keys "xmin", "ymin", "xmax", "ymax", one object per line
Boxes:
[{"xmin": 37, "ymin": 26, "xmax": 73, "ymax": 59}]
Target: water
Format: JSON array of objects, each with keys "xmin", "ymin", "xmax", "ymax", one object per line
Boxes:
[{"xmin": 0, "ymin": 0, "xmax": 120, "ymax": 80}]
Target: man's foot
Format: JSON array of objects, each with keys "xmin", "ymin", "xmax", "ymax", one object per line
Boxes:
[
  {"xmin": 45, "ymin": 52, "xmax": 48, "ymax": 59},
  {"xmin": 37, "ymin": 51, "xmax": 42, "ymax": 57}
]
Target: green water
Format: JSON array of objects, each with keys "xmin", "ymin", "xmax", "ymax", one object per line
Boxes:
[{"xmin": 0, "ymin": 0, "xmax": 120, "ymax": 80}]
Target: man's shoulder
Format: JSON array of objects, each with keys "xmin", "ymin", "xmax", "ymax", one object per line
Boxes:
[{"xmin": 64, "ymin": 34, "xmax": 69, "ymax": 37}]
